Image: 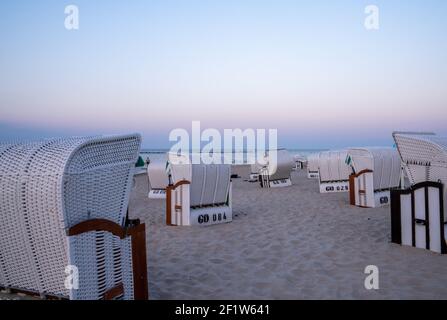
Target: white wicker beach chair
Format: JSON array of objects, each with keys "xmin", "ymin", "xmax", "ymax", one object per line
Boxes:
[
  {"xmin": 0, "ymin": 134, "xmax": 148, "ymax": 299},
  {"xmin": 307, "ymin": 153, "xmax": 320, "ymax": 179},
  {"xmin": 318, "ymin": 150, "xmax": 351, "ymax": 193},
  {"xmin": 165, "ymin": 153, "xmax": 232, "ymax": 226},
  {"xmin": 147, "ymin": 160, "xmax": 169, "ymax": 199},
  {"xmin": 259, "ymin": 149, "xmax": 294, "ymax": 188},
  {"xmin": 391, "ymin": 132, "xmax": 447, "ymax": 254},
  {"xmin": 347, "ymin": 147, "xmax": 401, "ymax": 208}
]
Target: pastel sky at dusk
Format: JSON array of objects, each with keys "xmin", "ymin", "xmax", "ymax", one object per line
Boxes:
[{"xmin": 0, "ymin": 0, "xmax": 446, "ymax": 148}]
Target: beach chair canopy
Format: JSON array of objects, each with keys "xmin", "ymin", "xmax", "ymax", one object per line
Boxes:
[
  {"xmin": 347, "ymin": 147, "xmax": 401, "ymax": 190},
  {"xmin": 147, "ymin": 160, "xmax": 169, "ymax": 189},
  {"xmin": 318, "ymin": 150, "xmax": 351, "ymax": 182},
  {"xmin": 393, "ymin": 132, "xmax": 447, "ymax": 186},
  {"xmin": 0, "ymin": 134, "xmax": 141, "ymax": 298},
  {"xmin": 264, "ymin": 149, "xmax": 294, "ymax": 180},
  {"xmin": 168, "ymin": 153, "xmax": 231, "ymax": 207}
]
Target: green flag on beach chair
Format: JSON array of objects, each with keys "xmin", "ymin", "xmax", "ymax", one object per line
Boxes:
[{"xmin": 135, "ymin": 156, "xmax": 145, "ymax": 167}]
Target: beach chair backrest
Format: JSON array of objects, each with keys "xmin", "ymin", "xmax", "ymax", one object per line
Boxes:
[
  {"xmin": 63, "ymin": 135, "xmax": 141, "ymax": 227},
  {"xmin": 393, "ymin": 133, "xmax": 447, "ymax": 185},
  {"xmin": 190, "ymin": 164, "xmax": 231, "ymax": 207},
  {"xmin": 348, "ymin": 147, "xmax": 401, "ymax": 190},
  {"xmin": 169, "ymin": 161, "xmax": 231, "ymax": 207},
  {"xmin": 266, "ymin": 149, "xmax": 294, "ymax": 180},
  {"xmin": 147, "ymin": 160, "xmax": 169, "ymax": 189},
  {"xmin": 319, "ymin": 150, "xmax": 351, "ymax": 182},
  {"xmin": 371, "ymin": 148, "xmax": 401, "ymax": 190}
]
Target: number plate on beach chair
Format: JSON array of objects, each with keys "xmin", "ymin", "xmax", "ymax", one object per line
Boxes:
[
  {"xmin": 374, "ymin": 190, "xmax": 390, "ymax": 207},
  {"xmin": 148, "ymin": 189, "xmax": 166, "ymax": 199},
  {"xmin": 319, "ymin": 181, "xmax": 349, "ymax": 193},
  {"xmin": 190, "ymin": 206, "xmax": 233, "ymax": 226},
  {"xmin": 307, "ymin": 171, "xmax": 319, "ymax": 179}
]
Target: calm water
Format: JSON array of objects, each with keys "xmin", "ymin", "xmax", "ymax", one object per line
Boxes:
[{"xmin": 139, "ymin": 149, "xmax": 327, "ymax": 164}]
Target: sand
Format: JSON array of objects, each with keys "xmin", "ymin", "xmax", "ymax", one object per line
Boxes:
[
  {"xmin": 2, "ymin": 169, "xmax": 446, "ymax": 300},
  {"xmin": 129, "ymin": 170, "xmax": 447, "ymax": 300}
]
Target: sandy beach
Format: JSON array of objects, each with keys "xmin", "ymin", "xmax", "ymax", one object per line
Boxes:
[
  {"xmin": 2, "ymin": 169, "xmax": 446, "ymax": 300},
  {"xmin": 129, "ymin": 169, "xmax": 447, "ymax": 300}
]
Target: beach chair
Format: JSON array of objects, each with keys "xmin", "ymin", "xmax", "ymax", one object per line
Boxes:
[
  {"xmin": 166, "ymin": 154, "xmax": 233, "ymax": 226},
  {"xmin": 293, "ymin": 154, "xmax": 307, "ymax": 170},
  {"xmin": 259, "ymin": 149, "xmax": 294, "ymax": 188},
  {"xmin": 147, "ymin": 160, "xmax": 169, "ymax": 199},
  {"xmin": 318, "ymin": 150, "xmax": 351, "ymax": 193},
  {"xmin": 391, "ymin": 132, "xmax": 447, "ymax": 254},
  {"xmin": 0, "ymin": 134, "xmax": 148, "ymax": 299},
  {"xmin": 307, "ymin": 153, "xmax": 320, "ymax": 179},
  {"xmin": 248, "ymin": 163, "xmax": 262, "ymax": 182},
  {"xmin": 347, "ymin": 147, "xmax": 401, "ymax": 208}
]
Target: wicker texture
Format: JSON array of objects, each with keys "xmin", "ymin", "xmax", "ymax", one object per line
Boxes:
[
  {"xmin": 0, "ymin": 134, "xmax": 141, "ymax": 299},
  {"xmin": 393, "ymin": 133, "xmax": 447, "ymax": 185}
]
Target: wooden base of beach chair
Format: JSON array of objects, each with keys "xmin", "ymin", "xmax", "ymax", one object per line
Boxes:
[
  {"xmin": 390, "ymin": 181, "xmax": 447, "ymax": 254},
  {"xmin": 319, "ymin": 181, "xmax": 349, "ymax": 193},
  {"xmin": 148, "ymin": 189, "xmax": 166, "ymax": 199}
]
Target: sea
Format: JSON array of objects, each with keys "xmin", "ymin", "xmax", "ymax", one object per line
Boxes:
[{"xmin": 139, "ymin": 149, "xmax": 327, "ymax": 164}]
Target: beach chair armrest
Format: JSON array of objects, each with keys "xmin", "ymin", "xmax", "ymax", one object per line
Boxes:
[{"xmin": 67, "ymin": 218, "xmax": 148, "ymax": 300}]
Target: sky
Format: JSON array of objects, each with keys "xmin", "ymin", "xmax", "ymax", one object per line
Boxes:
[{"xmin": 0, "ymin": 0, "xmax": 446, "ymax": 149}]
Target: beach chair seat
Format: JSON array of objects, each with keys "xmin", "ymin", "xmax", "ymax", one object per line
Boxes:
[
  {"xmin": 0, "ymin": 134, "xmax": 148, "ymax": 299},
  {"xmin": 166, "ymin": 154, "xmax": 232, "ymax": 226},
  {"xmin": 259, "ymin": 149, "xmax": 293, "ymax": 188},
  {"xmin": 347, "ymin": 147, "xmax": 401, "ymax": 208},
  {"xmin": 147, "ymin": 160, "xmax": 169, "ymax": 199},
  {"xmin": 391, "ymin": 132, "xmax": 447, "ymax": 254}
]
